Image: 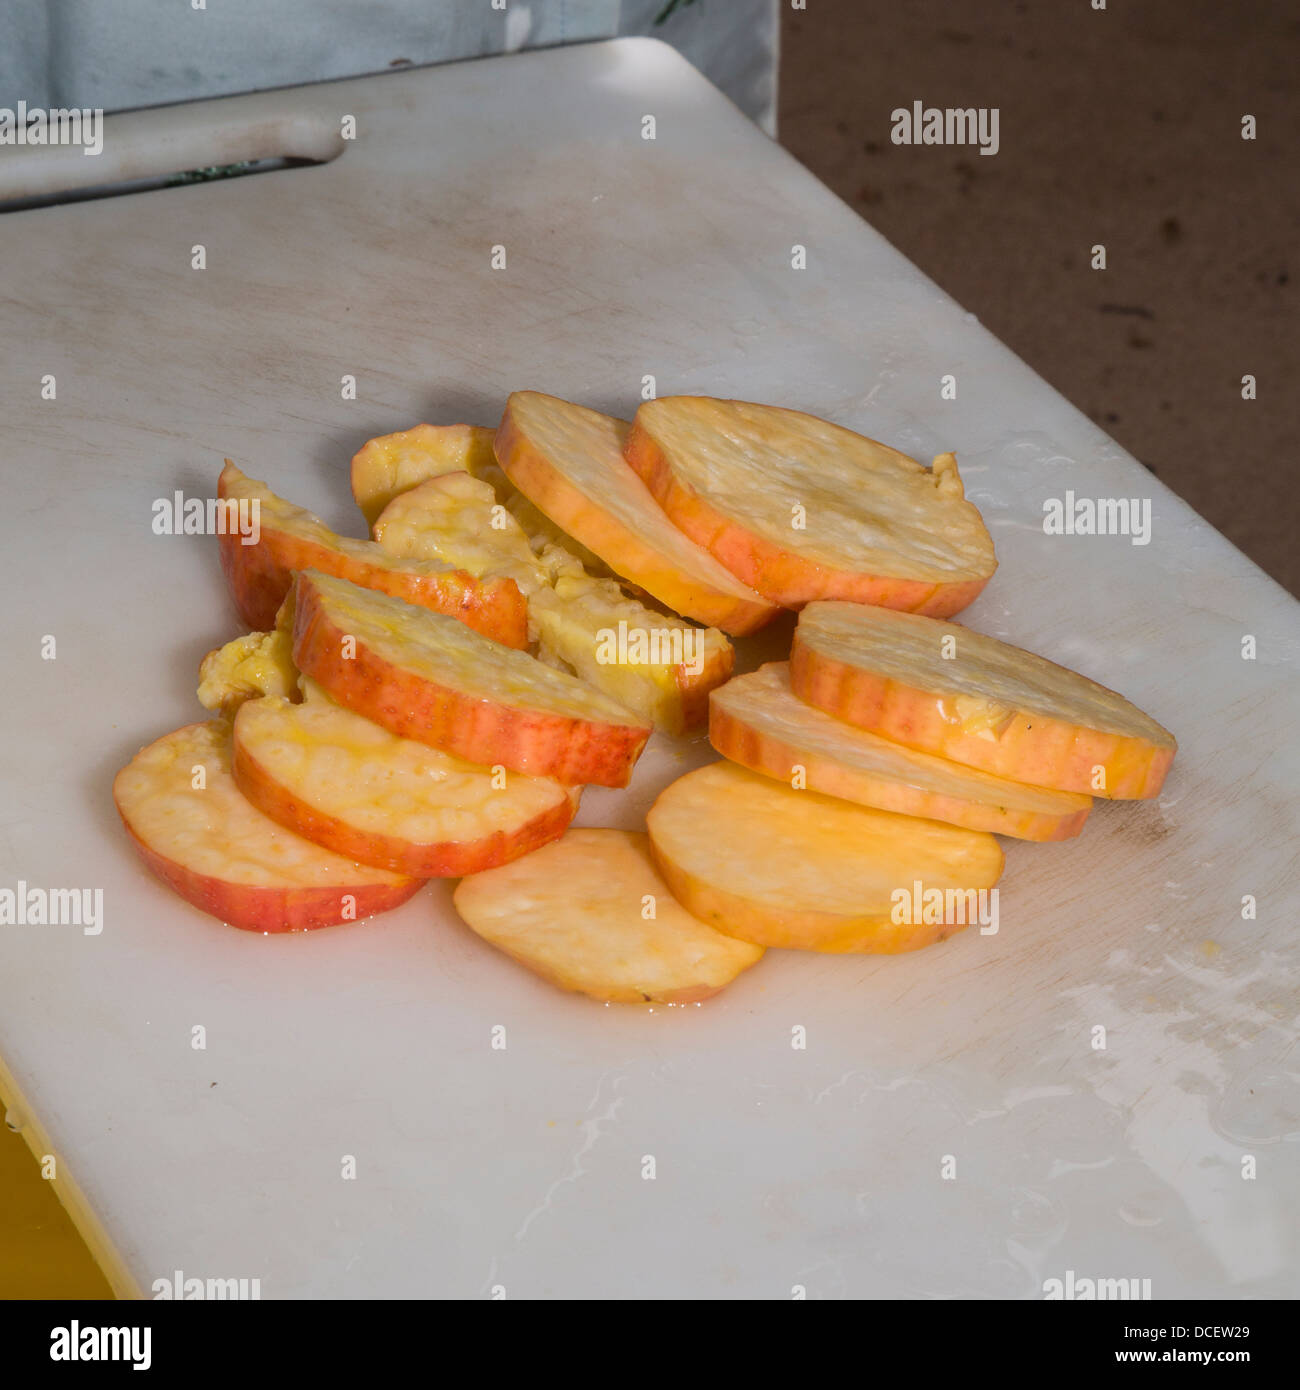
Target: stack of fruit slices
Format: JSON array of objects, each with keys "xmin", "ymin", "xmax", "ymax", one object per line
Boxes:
[
  {"xmin": 115, "ymin": 391, "xmax": 1175, "ymax": 1006},
  {"xmin": 642, "ymin": 600, "xmax": 1174, "ymax": 957},
  {"xmin": 114, "ymin": 561, "xmax": 651, "ymax": 931},
  {"xmin": 116, "ymin": 454, "xmax": 660, "ymax": 934}
]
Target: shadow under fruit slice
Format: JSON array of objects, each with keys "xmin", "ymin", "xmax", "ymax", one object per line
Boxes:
[
  {"xmin": 791, "ymin": 601, "xmax": 1176, "ymax": 799},
  {"xmin": 452, "ymin": 829, "xmax": 764, "ymax": 1004},
  {"xmin": 232, "ymin": 693, "xmax": 580, "ymax": 877},
  {"xmin": 112, "ymin": 721, "xmax": 423, "ymax": 932},
  {"xmin": 624, "ymin": 395, "xmax": 996, "ymax": 616},
  {"xmin": 291, "ymin": 570, "xmax": 650, "ymax": 788},
  {"xmin": 217, "ymin": 461, "xmax": 527, "ymax": 647},
  {"xmin": 646, "ymin": 761, "xmax": 1004, "ymax": 954},
  {"xmin": 710, "ymin": 663, "xmax": 1091, "ymax": 840}
]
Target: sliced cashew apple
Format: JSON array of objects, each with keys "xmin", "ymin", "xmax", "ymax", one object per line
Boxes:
[
  {"xmin": 452, "ymin": 829, "xmax": 764, "ymax": 1003},
  {"xmin": 350, "ymin": 423, "xmax": 499, "ymax": 529},
  {"xmin": 494, "ymin": 391, "xmax": 778, "ymax": 634},
  {"xmin": 624, "ymin": 396, "xmax": 996, "ymax": 616},
  {"xmin": 217, "ymin": 461, "xmax": 527, "ymax": 647},
  {"xmin": 373, "ymin": 473, "xmax": 734, "ymax": 734},
  {"xmin": 710, "ymin": 663, "xmax": 1091, "ymax": 840},
  {"xmin": 198, "ymin": 593, "xmax": 301, "ymax": 716},
  {"xmin": 292, "ymin": 570, "xmax": 650, "ymax": 787},
  {"xmin": 647, "ymin": 761, "xmax": 1004, "ymax": 954},
  {"xmin": 530, "ymin": 581, "xmax": 733, "ymax": 736},
  {"xmin": 351, "ymin": 422, "xmax": 614, "ymax": 577},
  {"xmin": 502, "ymin": 488, "xmax": 616, "ymax": 580},
  {"xmin": 231, "ymin": 693, "xmax": 580, "ymax": 877},
  {"xmin": 791, "ymin": 601, "xmax": 1176, "ymax": 799},
  {"xmin": 113, "ymin": 721, "xmax": 422, "ymax": 932},
  {"xmin": 198, "ymin": 627, "xmax": 298, "ymax": 716},
  {"xmin": 373, "ymin": 472, "xmax": 549, "ymax": 598}
]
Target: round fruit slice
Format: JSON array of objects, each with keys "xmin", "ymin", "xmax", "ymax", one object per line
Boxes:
[
  {"xmin": 647, "ymin": 761, "xmax": 1004, "ymax": 954},
  {"xmin": 351, "ymin": 421, "xmax": 616, "ymax": 579},
  {"xmin": 710, "ymin": 663, "xmax": 1091, "ymax": 840},
  {"xmin": 624, "ymin": 396, "xmax": 996, "ymax": 615},
  {"xmin": 292, "ymin": 570, "xmax": 650, "ymax": 787},
  {"xmin": 350, "ymin": 422, "xmax": 498, "ymax": 528},
  {"xmin": 494, "ymin": 391, "xmax": 778, "ymax": 634},
  {"xmin": 219, "ymin": 461, "xmax": 526, "ymax": 646},
  {"xmin": 232, "ymin": 694, "xmax": 580, "ymax": 877},
  {"xmin": 113, "ymin": 721, "xmax": 423, "ymax": 932},
  {"xmin": 791, "ymin": 601, "xmax": 1176, "ymax": 799},
  {"xmin": 452, "ymin": 829, "xmax": 764, "ymax": 1003},
  {"xmin": 373, "ymin": 471, "xmax": 547, "ymax": 596}
]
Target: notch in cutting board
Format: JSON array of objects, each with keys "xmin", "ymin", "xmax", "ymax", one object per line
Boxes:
[{"xmin": 0, "ymin": 103, "xmax": 344, "ymax": 213}]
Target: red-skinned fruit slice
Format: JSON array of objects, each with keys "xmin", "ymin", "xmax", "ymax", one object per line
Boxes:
[
  {"xmin": 232, "ymin": 692, "xmax": 581, "ymax": 877},
  {"xmin": 291, "ymin": 569, "xmax": 650, "ymax": 787},
  {"xmin": 790, "ymin": 600, "xmax": 1176, "ymax": 799},
  {"xmin": 113, "ymin": 721, "xmax": 423, "ymax": 932},
  {"xmin": 624, "ymin": 396, "xmax": 996, "ymax": 616},
  {"xmin": 710, "ymin": 662, "xmax": 1091, "ymax": 840},
  {"xmin": 217, "ymin": 461, "xmax": 527, "ymax": 647},
  {"xmin": 494, "ymin": 391, "xmax": 778, "ymax": 634}
]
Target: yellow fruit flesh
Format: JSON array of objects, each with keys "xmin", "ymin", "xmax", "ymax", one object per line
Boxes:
[
  {"xmin": 351, "ymin": 423, "xmax": 499, "ymax": 527},
  {"xmin": 712, "ymin": 663, "xmax": 1090, "ymax": 827},
  {"xmin": 222, "ymin": 464, "xmax": 463, "ymax": 581},
  {"xmin": 633, "ymin": 396, "xmax": 995, "ymax": 583},
  {"xmin": 452, "ymin": 829, "xmax": 764, "ymax": 1003},
  {"xmin": 236, "ymin": 696, "xmax": 576, "ymax": 845},
  {"xmin": 503, "ymin": 490, "xmax": 615, "ymax": 579},
  {"xmin": 373, "ymin": 473, "xmax": 547, "ymax": 596},
  {"xmin": 647, "ymin": 762, "xmax": 1003, "ymax": 937},
  {"xmin": 373, "ymin": 474, "xmax": 732, "ymax": 733},
  {"xmin": 501, "ymin": 391, "xmax": 770, "ymax": 607},
  {"xmin": 300, "ymin": 570, "xmax": 644, "ymax": 727},
  {"xmin": 798, "ymin": 601, "xmax": 1175, "ymax": 746},
  {"xmin": 352, "ymin": 421, "xmax": 615, "ymax": 577},
  {"xmin": 198, "ymin": 629, "xmax": 298, "ymax": 714},
  {"xmin": 115, "ymin": 722, "xmax": 409, "ymax": 888},
  {"xmin": 531, "ymin": 579, "xmax": 726, "ymax": 733}
]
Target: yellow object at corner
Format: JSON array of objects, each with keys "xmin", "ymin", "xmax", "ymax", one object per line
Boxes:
[{"xmin": 0, "ymin": 1122, "xmax": 113, "ymax": 1298}]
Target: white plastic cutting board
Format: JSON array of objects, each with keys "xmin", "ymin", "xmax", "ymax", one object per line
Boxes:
[{"xmin": 1, "ymin": 39, "xmax": 1296, "ymax": 1300}]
